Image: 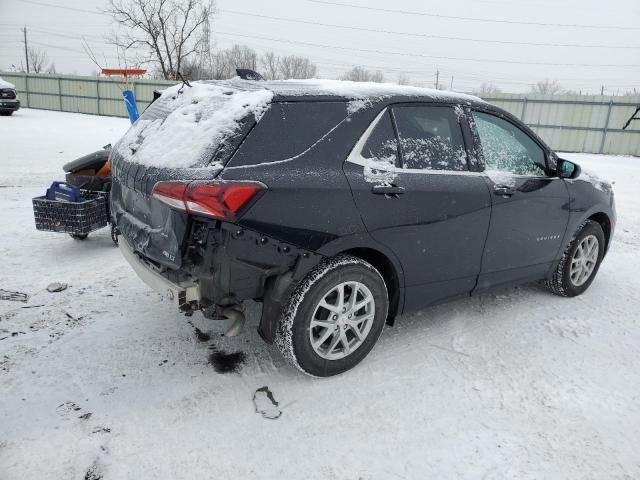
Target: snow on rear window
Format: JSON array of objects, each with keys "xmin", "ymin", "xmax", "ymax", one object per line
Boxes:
[{"xmin": 115, "ymin": 82, "xmax": 273, "ymax": 169}]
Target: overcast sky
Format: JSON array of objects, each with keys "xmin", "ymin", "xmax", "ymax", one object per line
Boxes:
[{"xmin": 0, "ymin": 0, "xmax": 638, "ymax": 93}]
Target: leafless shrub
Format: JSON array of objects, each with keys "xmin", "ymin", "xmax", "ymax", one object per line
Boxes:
[
  {"xmin": 530, "ymin": 79, "xmax": 564, "ymax": 95},
  {"xmin": 340, "ymin": 66, "xmax": 385, "ymax": 83}
]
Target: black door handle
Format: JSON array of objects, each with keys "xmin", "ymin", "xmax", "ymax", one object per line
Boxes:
[
  {"xmin": 493, "ymin": 185, "xmax": 516, "ymax": 197},
  {"xmin": 372, "ymin": 185, "xmax": 406, "ymax": 196}
]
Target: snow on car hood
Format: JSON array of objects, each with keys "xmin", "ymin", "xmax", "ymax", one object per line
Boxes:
[
  {"xmin": 115, "ymin": 81, "xmax": 274, "ymax": 169},
  {"xmin": 0, "ymin": 77, "xmax": 16, "ymax": 89}
]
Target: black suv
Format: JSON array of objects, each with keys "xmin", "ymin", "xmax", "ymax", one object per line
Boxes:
[
  {"xmin": 111, "ymin": 79, "xmax": 615, "ymax": 377},
  {"xmin": 0, "ymin": 77, "xmax": 20, "ymax": 115}
]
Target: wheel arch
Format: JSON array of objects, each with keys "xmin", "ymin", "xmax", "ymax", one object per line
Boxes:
[
  {"xmin": 587, "ymin": 212, "xmax": 612, "ymax": 253},
  {"xmin": 316, "ymin": 234, "xmax": 405, "ymax": 324},
  {"xmin": 339, "ymin": 247, "xmax": 403, "ymax": 324}
]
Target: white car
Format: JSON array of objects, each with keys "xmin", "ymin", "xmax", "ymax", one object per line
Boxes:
[{"xmin": 0, "ymin": 77, "xmax": 20, "ymax": 115}]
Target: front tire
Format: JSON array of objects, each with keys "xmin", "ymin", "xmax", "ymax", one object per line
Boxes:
[
  {"xmin": 276, "ymin": 255, "xmax": 388, "ymax": 377},
  {"xmin": 546, "ymin": 220, "xmax": 605, "ymax": 297}
]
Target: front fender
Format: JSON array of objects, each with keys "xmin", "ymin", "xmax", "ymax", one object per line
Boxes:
[{"xmin": 561, "ymin": 178, "xmax": 616, "ymax": 257}]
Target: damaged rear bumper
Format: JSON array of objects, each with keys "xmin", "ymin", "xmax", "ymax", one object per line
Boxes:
[
  {"xmin": 117, "ymin": 219, "xmax": 324, "ymax": 342},
  {"xmin": 119, "ymin": 236, "xmax": 200, "ymax": 306}
]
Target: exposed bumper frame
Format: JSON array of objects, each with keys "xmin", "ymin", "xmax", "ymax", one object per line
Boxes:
[{"xmin": 119, "ymin": 236, "xmax": 200, "ymax": 306}]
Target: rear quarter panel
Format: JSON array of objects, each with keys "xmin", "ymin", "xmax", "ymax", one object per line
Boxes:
[{"xmin": 221, "ymin": 101, "xmax": 377, "ymax": 252}]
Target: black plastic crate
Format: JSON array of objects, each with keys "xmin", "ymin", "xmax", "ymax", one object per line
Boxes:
[{"xmin": 32, "ymin": 190, "xmax": 108, "ymax": 235}]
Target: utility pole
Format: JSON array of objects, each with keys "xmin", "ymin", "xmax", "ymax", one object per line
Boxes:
[
  {"xmin": 450, "ymin": 76, "xmax": 454, "ymax": 90},
  {"xmin": 198, "ymin": 0, "xmax": 213, "ymax": 76},
  {"xmin": 600, "ymin": 85, "xmax": 605, "ymax": 96},
  {"xmin": 435, "ymin": 69, "xmax": 440, "ymax": 90},
  {"xmin": 23, "ymin": 26, "xmax": 30, "ymax": 73}
]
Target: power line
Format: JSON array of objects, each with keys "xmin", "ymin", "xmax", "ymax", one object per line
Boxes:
[
  {"xmin": 10, "ymin": 0, "xmax": 103, "ymax": 15},
  {"xmin": 28, "ymin": 28, "xmax": 105, "ymax": 43},
  {"xmin": 0, "ymin": 26, "xmax": 106, "ymax": 42},
  {"xmin": 11, "ymin": 22, "xmax": 605, "ymax": 84},
  {"xmin": 305, "ymin": 0, "xmax": 640, "ymax": 31},
  {"xmin": 220, "ymin": 9, "xmax": 640, "ymax": 50},
  {"xmin": 214, "ymin": 31, "xmax": 640, "ymax": 68}
]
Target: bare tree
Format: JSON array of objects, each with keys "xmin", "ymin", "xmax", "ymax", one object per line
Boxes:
[
  {"xmin": 260, "ymin": 51, "xmax": 280, "ymax": 80},
  {"xmin": 107, "ymin": 0, "xmax": 212, "ymax": 80},
  {"xmin": 369, "ymin": 70, "xmax": 385, "ymax": 83},
  {"xmin": 225, "ymin": 44, "xmax": 257, "ymax": 72},
  {"xmin": 210, "ymin": 50, "xmax": 229, "ymax": 80},
  {"xmin": 26, "ymin": 47, "xmax": 49, "ymax": 73},
  {"xmin": 179, "ymin": 55, "xmax": 205, "ymax": 79},
  {"xmin": 210, "ymin": 44, "xmax": 258, "ymax": 79},
  {"xmin": 278, "ymin": 55, "xmax": 317, "ymax": 79},
  {"xmin": 340, "ymin": 66, "xmax": 385, "ymax": 83},
  {"xmin": 530, "ymin": 79, "xmax": 564, "ymax": 95},
  {"xmin": 397, "ymin": 73, "xmax": 411, "ymax": 86},
  {"xmin": 476, "ymin": 82, "xmax": 502, "ymax": 96},
  {"xmin": 159, "ymin": 42, "xmax": 318, "ymax": 81}
]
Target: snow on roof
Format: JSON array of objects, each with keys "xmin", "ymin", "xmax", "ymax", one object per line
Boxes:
[
  {"xmin": 116, "ymin": 81, "xmax": 273, "ymax": 169},
  {"xmin": 0, "ymin": 77, "xmax": 16, "ymax": 89},
  {"xmin": 205, "ymin": 77, "xmax": 483, "ymax": 104},
  {"xmin": 265, "ymin": 78, "xmax": 484, "ymax": 103}
]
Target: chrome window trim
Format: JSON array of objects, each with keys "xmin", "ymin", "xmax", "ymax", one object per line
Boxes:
[
  {"xmin": 346, "ymin": 107, "xmax": 484, "ymax": 177},
  {"xmin": 346, "ymin": 106, "xmax": 560, "ymax": 180}
]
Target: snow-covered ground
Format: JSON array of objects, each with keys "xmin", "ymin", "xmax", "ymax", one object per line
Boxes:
[{"xmin": 1, "ymin": 108, "xmax": 639, "ymax": 479}]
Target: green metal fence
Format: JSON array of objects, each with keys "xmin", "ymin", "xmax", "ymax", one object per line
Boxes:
[
  {"xmin": 1, "ymin": 71, "xmax": 175, "ymax": 117},
  {"xmin": 484, "ymin": 94, "xmax": 640, "ymax": 156},
  {"xmin": 1, "ymin": 71, "xmax": 639, "ymax": 156}
]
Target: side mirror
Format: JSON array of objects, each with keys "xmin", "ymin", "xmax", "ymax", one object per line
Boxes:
[{"xmin": 557, "ymin": 158, "xmax": 581, "ymax": 179}]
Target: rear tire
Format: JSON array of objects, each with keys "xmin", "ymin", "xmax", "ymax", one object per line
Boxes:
[
  {"xmin": 276, "ymin": 255, "xmax": 388, "ymax": 377},
  {"xmin": 0, "ymin": 111, "xmax": 13, "ymax": 116},
  {"xmin": 546, "ymin": 220, "xmax": 605, "ymax": 297},
  {"xmin": 70, "ymin": 233, "xmax": 88, "ymax": 240}
]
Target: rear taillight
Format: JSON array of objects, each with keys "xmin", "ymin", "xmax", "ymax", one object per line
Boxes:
[{"xmin": 151, "ymin": 181, "xmax": 265, "ymax": 220}]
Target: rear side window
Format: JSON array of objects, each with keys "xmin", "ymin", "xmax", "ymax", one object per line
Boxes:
[
  {"xmin": 361, "ymin": 111, "xmax": 399, "ymax": 167},
  {"xmin": 393, "ymin": 106, "xmax": 468, "ymax": 171},
  {"xmin": 230, "ymin": 102, "xmax": 348, "ymax": 167}
]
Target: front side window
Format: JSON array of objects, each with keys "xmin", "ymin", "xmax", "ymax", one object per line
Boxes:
[
  {"xmin": 472, "ymin": 111, "xmax": 546, "ymax": 176},
  {"xmin": 392, "ymin": 106, "xmax": 468, "ymax": 171}
]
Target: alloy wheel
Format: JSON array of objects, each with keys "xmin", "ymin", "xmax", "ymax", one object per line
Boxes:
[
  {"xmin": 309, "ymin": 281, "xmax": 375, "ymax": 360},
  {"xmin": 570, "ymin": 234, "xmax": 599, "ymax": 287}
]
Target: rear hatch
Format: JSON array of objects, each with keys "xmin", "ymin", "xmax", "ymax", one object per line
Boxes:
[{"xmin": 111, "ymin": 81, "xmax": 273, "ymax": 270}]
